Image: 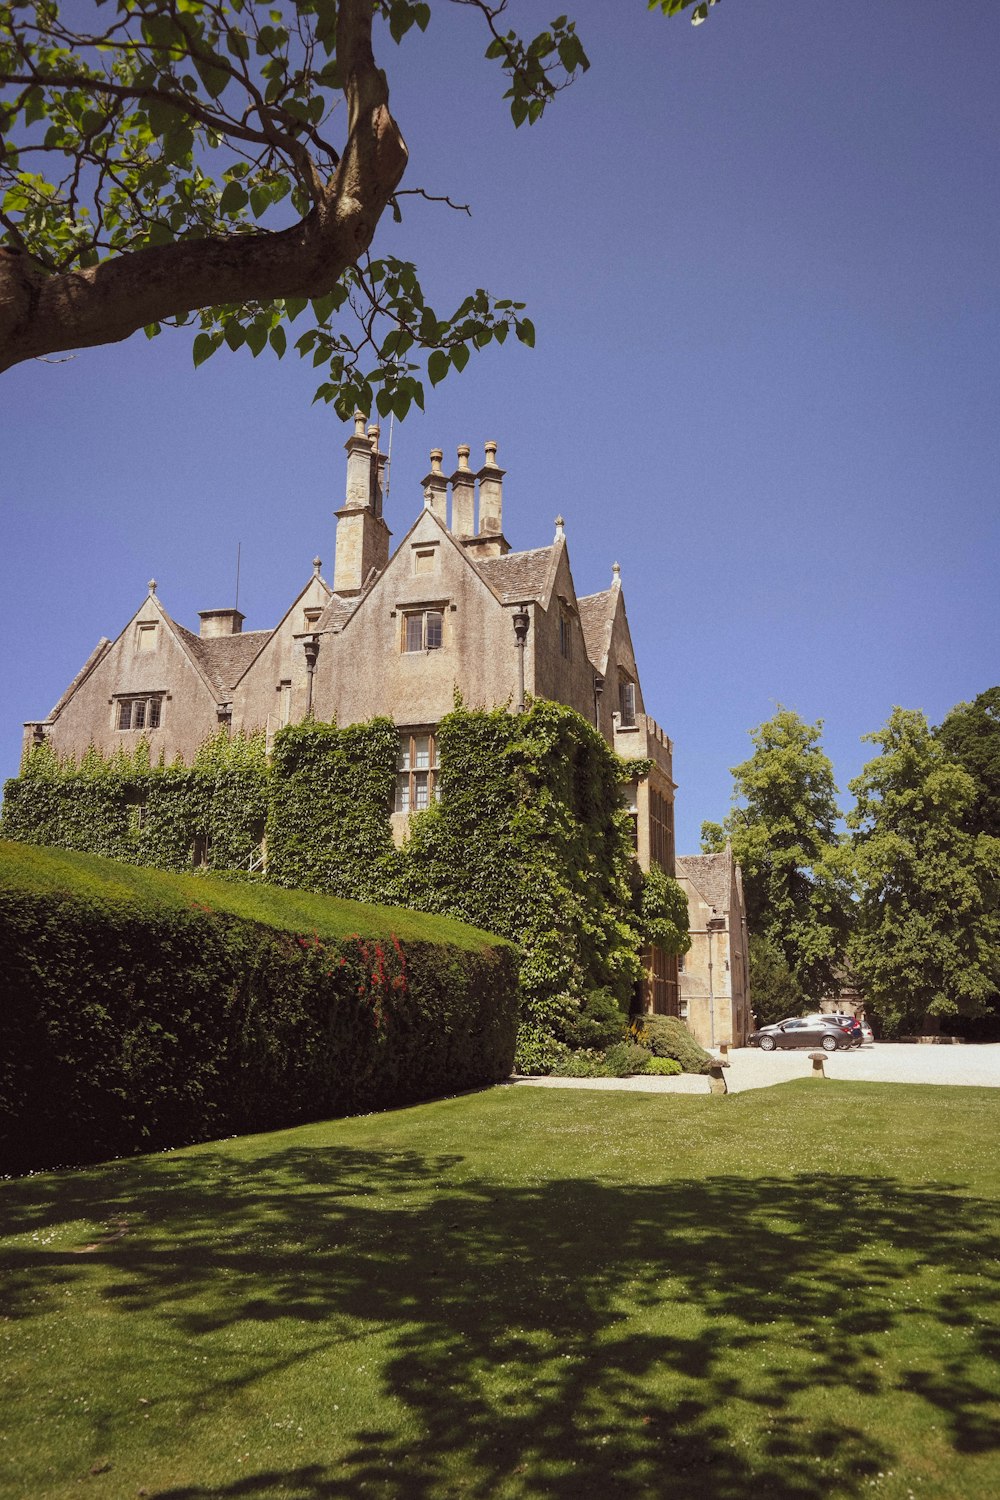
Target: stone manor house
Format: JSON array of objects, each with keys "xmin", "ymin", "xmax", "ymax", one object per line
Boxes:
[{"xmin": 21, "ymin": 415, "xmax": 750, "ymax": 1035}]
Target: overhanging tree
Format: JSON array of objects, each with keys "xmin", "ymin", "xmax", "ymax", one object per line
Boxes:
[
  {"xmin": 1, "ymin": 0, "xmax": 717, "ymax": 414},
  {"xmin": 702, "ymin": 707, "xmax": 851, "ymax": 999},
  {"xmin": 847, "ymin": 706, "xmax": 1000, "ymax": 1037}
]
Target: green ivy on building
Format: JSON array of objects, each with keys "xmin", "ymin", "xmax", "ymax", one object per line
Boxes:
[{"xmin": 2, "ymin": 702, "xmax": 689, "ymax": 1038}]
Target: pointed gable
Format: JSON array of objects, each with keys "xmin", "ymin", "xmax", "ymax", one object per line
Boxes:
[
  {"xmin": 676, "ymin": 850, "xmax": 734, "ymax": 914},
  {"xmin": 577, "ymin": 589, "xmax": 616, "ymax": 677}
]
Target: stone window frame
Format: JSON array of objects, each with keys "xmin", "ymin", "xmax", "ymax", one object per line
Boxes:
[
  {"xmin": 135, "ymin": 621, "xmax": 159, "ymax": 653},
  {"xmin": 402, "ymin": 606, "xmax": 445, "ymax": 653},
  {"xmin": 618, "ymin": 673, "xmax": 637, "ymax": 728},
  {"xmin": 649, "ymin": 785, "xmax": 674, "ymax": 870},
  {"xmin": 114, "ymin": 694, "xmax": 164, "ymax": 731},
  {"xmin": 395, "ymin": 728, "xmax": 439, "ymax": 813}
]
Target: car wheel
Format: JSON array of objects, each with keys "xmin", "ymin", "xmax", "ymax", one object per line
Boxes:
[
  {"xmin": 821, "ymin": 1035, "xmax": 838, "ymax": 1052},
  {"xmin": 759, "ymin": 1035, "xmax": 776, "ymax": 1052}
]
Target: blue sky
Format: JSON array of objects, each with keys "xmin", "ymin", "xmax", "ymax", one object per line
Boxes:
[{"xmin": 2, "ymin": 0, "xmax": 998, "ymax": 852}]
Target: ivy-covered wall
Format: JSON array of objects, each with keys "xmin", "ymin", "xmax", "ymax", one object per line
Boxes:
[
  {"xmin": 2, "ymin": 702, "xmax": 689, "ymax": 1037},
  {"xmin": 1, "ymin": 731, "xmax": 269, "ymax": 872}
]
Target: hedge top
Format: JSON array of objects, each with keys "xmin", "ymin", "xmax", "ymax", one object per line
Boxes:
[{"xmin": 0, "ymin": 840, "xmax": 507, "ymax": 953}]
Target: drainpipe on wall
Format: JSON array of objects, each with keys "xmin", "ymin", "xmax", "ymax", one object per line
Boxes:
[
  {"xmin": 706, "ymin": 914, "xmax": 726, "ymax": 1048},
  {"xmin": 593, "ymin": 674, "xmax": 604, "ymax": 730},
  {"xmin": 303, "ymin": 635, "xmax": 320, "ymax": 716},
  {"xmin": 512, "ymin": 606, "xmax": 530, "ymax": 713}
]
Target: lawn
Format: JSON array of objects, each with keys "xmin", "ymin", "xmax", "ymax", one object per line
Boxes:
[{"xmin": 1, "ymin": 1082, "xmax": 998, "ymax": 1499}]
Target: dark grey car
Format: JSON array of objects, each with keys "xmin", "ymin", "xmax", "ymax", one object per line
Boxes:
[{"xmin": 748, "ymin": 1017, "xmax": 856, "ymax": 1053}]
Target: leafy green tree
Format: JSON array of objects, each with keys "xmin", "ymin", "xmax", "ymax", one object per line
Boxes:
[
  {"xmin": 847, "ymin": 707, "xmax": 1000, "ymax": 1037},
  {"xmin": 0, "ymin": 0, "xmax": 714, "ymax": 413},
  {"xmin": 701, "ymin": 707, "xmax": 850, "ymax": 998},
  {"xmin": 935, "ymin": 687, "xmax": 1000, "ymax": 840},
  {"xmin": 745, "ymin": 932, "xmax": 804, "ymax": 1028}
]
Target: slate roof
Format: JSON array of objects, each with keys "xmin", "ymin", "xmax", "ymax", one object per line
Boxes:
[
  {"xmin": 175, "ymin": 624, "xmax": 273, "ymax": 695},
  {"xmin": 675, "ymin": 851, "xmax": 734, "ymax": 913},
  {"xmin": 475, "ymin": 545, "xmax": 556, "ymax": 604},
  {"xmin": 577, "ymin": 589, "xmax": 615, "ymax": 674}
]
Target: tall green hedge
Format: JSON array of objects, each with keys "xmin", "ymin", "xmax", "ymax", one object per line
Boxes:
[{"xmin": 0, "ymin": 843, "xmax": 518, "ymax": 1174}]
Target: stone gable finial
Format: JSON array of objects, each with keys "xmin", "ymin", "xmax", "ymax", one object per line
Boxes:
[
  {"xmin": 554, "ymin": 516, "xmax": 565, "ymax": 540},
  {"xmin": 612, "ymin": 561, "xmax": 621, "ymax": 580},
  {"xmin": 147, "ymin": 577, "xmax": 157, "ymax": 595},
  {"xmin": 313, "ymin": 556, "xmax": 322, "ymax": 576}
]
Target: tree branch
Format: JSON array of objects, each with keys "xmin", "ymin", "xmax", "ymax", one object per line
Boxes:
[{"xmin": 0, "ymin": 0, "xmax": 407, "ymax": 371}]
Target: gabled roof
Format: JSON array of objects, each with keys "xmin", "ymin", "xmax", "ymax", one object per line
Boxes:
[
  {"xmin": 48, "ymin": 637, "xmax": 113, "ymax": 720},
  {"xmin": 577, "ymin": 588, "xmax": 616, "ymax": 676},
  {"xmin": 676, "ymin": 850, "xmax": 734, "ymax": 913},
  {"xmin": 174, "ymin": 624, "xmax": 274, "ymax": 696},
  {"xmin": 314, "ymin": 593, "xmax": 361, "ymax": 633},
  {"xmin": 474, "ymin": 544, "xmax": 559, "ymax": 606}
]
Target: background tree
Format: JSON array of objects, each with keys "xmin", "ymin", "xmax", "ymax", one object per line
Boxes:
[
  {"xmin": 702, "ymin": 707, "xmax": 851, "ymax": 1000},
  {"xmin": 935, "ymin": 687, "xmax": 1000, "ymax": 840},
  {"xmin": 1, "ymin": 0, "xmax": 713, "ymax": 414},
  {"xmin": 847, "ymin": 706, "xmax": 1000, "ymax": 1037},
  {"xmin": 744, "ymin": 932, "xmax": 804, "ymax": 1028}
]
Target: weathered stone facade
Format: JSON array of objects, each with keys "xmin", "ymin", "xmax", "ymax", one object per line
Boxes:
[
  {"xmin": 22, "ymin": 414, "xmax": 683, "ymax": 1013},
  {"xmin": 675, "ymin": 847, "xmax": 752, "ymax": 1046}
]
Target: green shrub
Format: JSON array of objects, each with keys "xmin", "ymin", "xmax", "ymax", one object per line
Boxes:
[
  {"xmin": 557, "ymin": 988, "xmax": 628, "ymax": 1050},
  {"xmin": 645, "ymin": 1056, "xmax": 682, "ymax": 1077},
  {"xmin": 0, "ymin": 843, "xmax": 518, "ymax": 1173},
  {"xmin": 513, "ymin": 1025, "xmax": 571, "ymax": 1076},
  {"xmin": 642, "ymin": 1015, "xmax": 713, "ymax": 1073},
  {"xmin": 602, "ymin": 1041, "xmax": 653, "ymax": 1077},
  {"xmin": 556, "ymin": 1049, "xmax": 604, "ymax": 1077}
]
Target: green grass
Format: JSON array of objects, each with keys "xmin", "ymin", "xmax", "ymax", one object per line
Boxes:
[
  {"xmin": 0, "ymin": 840, "xmax": 501, "ymax": 949},
  {"xmin": 2, "ymin": 1083, "xmax": 998, "ymax": 1498}
]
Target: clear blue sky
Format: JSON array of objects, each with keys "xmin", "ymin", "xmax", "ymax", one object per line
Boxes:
[{"xmin": 2, "ymin": 0, "xmax": 997, "ymax": 852}]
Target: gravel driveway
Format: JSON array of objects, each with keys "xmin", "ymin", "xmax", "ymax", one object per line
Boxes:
[{"xmin": 511, "ymin": 1042, "xmax": 1000, "ymax": 1096}]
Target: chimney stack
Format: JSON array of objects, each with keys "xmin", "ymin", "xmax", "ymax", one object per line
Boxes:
[
  {"xmin": 334, "ymin": 412, "xmax": 392, "ymax": 594},
  {"xmin": 450, "ymin": 444, "xmax": 476, "ymax": 536},
  {"xmin": 477, "ymin": 440, "xmax": 505, "ymax": 535},
  {"xmin": 421, "ymin": 448, "xmax": 448, "ymax": 522},
  {"xmin": 198, "ymin": 608, "xmax": 245, "ymax": 638}
]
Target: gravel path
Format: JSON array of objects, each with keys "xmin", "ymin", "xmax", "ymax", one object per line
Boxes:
[{"xmin": 510, "ymin": 1042, "xmax": 1000, "ymax": 1096}]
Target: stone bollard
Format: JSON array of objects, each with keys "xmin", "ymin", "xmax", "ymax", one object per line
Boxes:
[
  {"xmin": 807, "ymin": 1052, "xmax": 827, "ymax": 1078},
  {"xmin": 705, "ymin": 1058, "xmax": 730, "ymax": 1095}
]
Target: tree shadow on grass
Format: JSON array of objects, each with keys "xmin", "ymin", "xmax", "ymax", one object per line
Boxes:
[{"xmin": 2, "ymin": 1143, "xmax": 999, "ymax": 1498}]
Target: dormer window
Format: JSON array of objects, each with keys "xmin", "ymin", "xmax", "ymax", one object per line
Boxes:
[
  {"xmin": 404, "ymin": 609, "xmax": 444, "ymax": 652},
  {"xmin": 116, "ymin": 695, "xmax": 163, "ymax": 731}
]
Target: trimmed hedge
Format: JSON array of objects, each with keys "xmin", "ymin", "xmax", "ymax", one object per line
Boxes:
[{"xmin": 0, "ymin": 843, "xmax": 518, "ymax": 1174}]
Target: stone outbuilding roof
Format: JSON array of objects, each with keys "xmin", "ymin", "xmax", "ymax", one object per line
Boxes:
[{"xmin": 675, "ymin": 850, "xmax": 734, "ymax": 913}]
